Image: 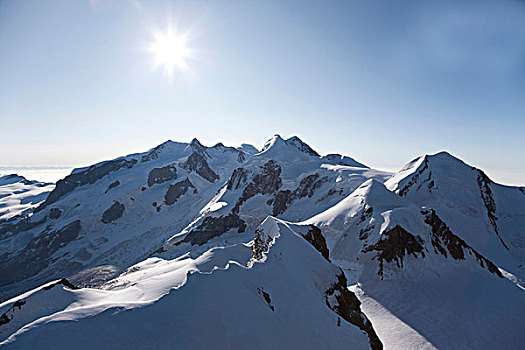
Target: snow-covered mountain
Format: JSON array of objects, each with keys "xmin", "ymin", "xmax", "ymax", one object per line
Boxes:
[
  {"xmin": 0, "ymin": 136, "xmax": 524, "ymax": 349},
  {"xmin": 0, "ymin": 175, "xmax": 54, "ymax": 222},
  {"xmin": 304, "ymin": 179, "xmax": 525, "ymax": 348},
  {"xmin": 385, "ymin": 152, "xmax": 525, "ymax": 280}
]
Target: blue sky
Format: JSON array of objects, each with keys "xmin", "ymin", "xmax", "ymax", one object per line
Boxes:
[{"xmin": 1, "ymin": 0, "xmax": 524, "ymax": 185}]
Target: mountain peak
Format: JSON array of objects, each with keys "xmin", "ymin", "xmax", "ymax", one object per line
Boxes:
[
  {"xmin": 260, "ymin": 134, "xmax": 286, "ymax": 152},
  {"xmin": 190, "ymin": 138, "xmax": 205, "ymax": 148},
  {"xmin": 237, "ymin": 143, "xmax": 259, "ymax": 155},
  {"xmin": 354, "ymin": 179, "xmax": 405, "ymax": 208},
  {"xmin": 284, "ymin": 136, "xmax": 320, "ymax": 157},
  {"xmin": 259, "ymin": 135, "xmax": 320, "ymax": 158},
  {"xmin": 425, "ymin": 151, "xmax": 466, "ymax": 166}
]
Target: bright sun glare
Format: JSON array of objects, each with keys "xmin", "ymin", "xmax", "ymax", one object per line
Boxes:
[{"xmin": 149, "ymin": 27, "xmax": 191, "ymax": 78}]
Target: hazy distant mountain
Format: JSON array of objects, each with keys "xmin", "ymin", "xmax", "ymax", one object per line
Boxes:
[{"xmin": 0, "ymin": 136, "xmax": 523, "ymax": 349}]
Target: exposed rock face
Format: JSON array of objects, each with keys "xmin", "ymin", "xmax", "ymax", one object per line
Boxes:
[
  {"xmin": 398, "ymin": 156, "xmax": 429, "ymax": 197},
  {"xmin": 0, "ymin": 299, "xmax": 25, "ymax": 326},
  {"xmin": 101, "ymin": 201, "xmax": 125, "ymax": 224},
  {"xmin": 147, "ymin": 165, "xmax": 177, "ymax": 187},
  {"xmin": 226, "ymin": 168, "xmax": 249, "ymax": 190},
  {"xmin": 0, "ymin": 279, "xmax": 77, "ymax": 328},
  {"xmin": 237, "ymin": 151, "xmax": 246, "ymax": 163},
  {"xmin": 36, "ymin": 158, "xmax": 137, "ymax": 212},
  {"xmin": 0, "ymin": 216, "xmax": 43, "ymax": 239},
  {"xmin": 271, "ymin": 173, "xmax": 328, "ymax": 216},
  {"xmin": 325, "ymin": 272, "xmax": 383, "ymax": 350},
  {"xmin": 271, "ymin": 190, "xmax": 291, "ymax": 216},
  {"xmin": 164, "ymin": 179, "xmax": 195, "ymax": 205},
  {"xmin": 422, "ymin": 209, "xmax": 502, "ymax": 277},
  {"xmin": 234, "ymin": 160, "xmax": 282, "ymax": 213},
  {"xmin": 475, "ymin": 169, "xmax": 509, "ymax": 250},
  {"xmin": 182, "ymin": 213, "xmax": 247, "ymax": 246},
  {"xmin": 363, "ymin": 225, "xmax": 426, "ymax": 277},
  {"xmin": 189, "ymin": 138, "xmax": 207, "ymax": 155},
  {"xmin": 285, "ymin": 136, "xmax": 320, "ymax": 157},
  {"xmin": 0, "ymin": 220, "xmax": 82, "ymax": 286},
  {"xmin": 180, "ymin": 152, "xmax": 219, "ymax": 183},
  {"xmin": 358, "ymin": 207, "xmax": 374, "ymax": 240},
  {"xmin": 42, "ymin": 278, "xmax": 78, "ymax": 291},
  {"xmin": 301, "ymin": 225, "xmax": 330, "ymax": 262},
  {"xmin": 252, "ymin": 227, "xmax": 274, "ymax": 260},
  {"xmin": 105, "ymin": 180, "xmax": 120, "ymax": 193},
  {"xmin": 48, "ymin": 208, "xmax": 62, "ymax": 220},
  {"xmin": 1, "ymin": 206, "xmax": 68, "ymax": 239},
  {"xmin": 141, "ymin": 141, "xmax": 170, "ymax": 162},
  {"xmin": 294, "ymin": 173, "xmax": 328, "ymax": 198},
  {"xmin": 257, "ymin": 287, "xmax": 274, "ymax": 311}
]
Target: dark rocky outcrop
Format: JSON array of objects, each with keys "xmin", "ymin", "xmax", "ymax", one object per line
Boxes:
[
  {"xmin": 398, "ymin": 156, "xmax": 429, "ymax": 197},
  {"xmin": 475, "ymin": 169, "xmax": 509, "ymax": 250},
  {"xmin": 164, "ymin": 179, "xmax": 195, "ymax": 205},
  {"xmin": 0, "ymin": 206, "xmax": 66, "ymax": 239},
  {"xmin": 0, "ymin": 299, "xmax": 26, "ymax": 327},
  {"xmin": 325, "ymin": 271, "xmax": 383, "ymax": 350},
  {"xmin": 147, "ymin": 165, "xmax": 177, "ymax": 187},
  {"xmin": 363, "ymin": 225, "xmax": 426, "ymax": 277},
  {"xmin": 257, "ymin": 287, "xmax": 274, "ymax": 311},
  {"xmin": 182, "ymin": 213, "xmax": 247, "ymax": 246},
  {"xmin": 294, "ymin": 173, "xmax": 328, "ymax": 199},
  {"xmin": 0, "ymin": 215, "xmax": 45, "ymax": 239},
  {"xmin": 358, "ymin": 207, "xmax": 374, "ymax": 240},
  {"xmin": 359, "ymin": 225, "xmax": 375, "ymax": 241},
  {"xmin": 237, "ymin": 151, "xmax": 246, "ymax": 163},
  {"xmin": 234, "ymin": 160, "xmax": 282, "ymax": 213},
  {"xmin": 0, "ymin": 220, "xmax": 82, "ymax": 286},
  {"xmin": 42, "ymin": 278, "xmax": 78, "ymax": 291},
  {"xmin": 301, "ymin": 225, "xmax": 330, "ymax": 262},
  {"xmin": 141, "ymin": 141, "xmax": 171, "ymax": 162},
  {"xmin": 520, "ymin": 187, "xmax": 525, "ymax": 196},
  {"xmin": 285, "ymin": 136, "xmax": 320, "ymax": 157},
  {"xmin": 189, "ymin": 138, "xmax": 208, "ymax": 156},
  {"xmin": 271, "ymin": 190, "xmax": 291, "ymax": 216},
  {"xmin": 180, "ymin": 152, "xmax": 219, "ymax": 183},
  {"xmin": 35, "ymin": 158, "xmax": 137, "ymax": 212},
  {"xmin": 422, "ymin": 209, "xmax": 502, "ymax": 277},
  {"xmin": 105, "ymin": 180, "xmax": 120, "ymax": 193},
  {"xmin": 252, "ymin": 227, "xmax": 274, "ymax": 261},
  {"xmin": 271, "ymin": 173, "xmax": 328, "ymax": 216},
  {"xmin": 226, "ymin": 168, "xmax": 249, "ymax": 190},
  {"xmin": 101, "ymin": 201, "xmax": 125, "ymax": 224},
  {"xmin": 48, "ymin": 208, "xmax": 62, "ymax": 220}
]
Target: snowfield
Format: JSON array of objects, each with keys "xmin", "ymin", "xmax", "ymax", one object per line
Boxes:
[
  {"xmin": 0, "ymin": 135, "xmax": 524, "ymax": 349},
  {"xmin": 0, "ymin": 175, "xmax": 54, "ymax": 221}
]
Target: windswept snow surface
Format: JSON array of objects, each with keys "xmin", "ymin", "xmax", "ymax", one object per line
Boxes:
[
  {"xmin": 0, "ymin": 218, "xmax": 375, "ymax": 350},
  {"xmin": 0, "ymin": 175, "xmax": 54, "ymax": 221},
  {"xmin": 305, "ymin": 178, "xmax": 525, "ymax": 349},
  {"xmin": 1, "ymin": 139, "xmax": 524, "ymax": 349}
]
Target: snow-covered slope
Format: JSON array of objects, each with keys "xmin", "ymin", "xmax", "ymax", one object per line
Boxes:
[
  {"xmin": 0, "ymin": 175, "xmax": 54, "ymax": 222},
  {"xmin": 303, "ymin": 178, "xmax": 525, "ymax": 349},
  {"xmin": 385, "ymin": 151, "xmax": 525, "ymax": 280},
  {"xmin": 160, "ymin": 134, "xmax": 390, "ymax": 256},
  {"xmin": 0, "ymin": 139, "xmax": 249, "ymax": 301},
  {"xmin": 0, "ymin": 135, "xmax": 390, "ymax": 303},
  {"xmin": 1, "ymin": 138, "xmax": 524, "ymax": 349},
  {"xmin": 0, "ymin": 217, "xmax": 381, "ymax": 349}
]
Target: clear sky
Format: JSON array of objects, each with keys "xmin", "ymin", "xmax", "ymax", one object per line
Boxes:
[{"xmin": 1, "ymin": 0, "xmax": 524, "ymax": 185}]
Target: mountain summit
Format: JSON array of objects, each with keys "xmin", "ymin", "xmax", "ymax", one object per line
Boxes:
[{"xmin": 0, "ymin": 137, "xmax": 524, "ymax": 349}]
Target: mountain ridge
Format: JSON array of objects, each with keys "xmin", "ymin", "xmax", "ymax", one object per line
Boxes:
[{"xmin": 0, "ymin": 135, "xmax": 523, "ymax": 349}]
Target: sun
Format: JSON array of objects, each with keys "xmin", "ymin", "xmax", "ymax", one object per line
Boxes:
[{"xmin": 148, "ymin": 26, "xmax": 192, "ymax": 77}]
